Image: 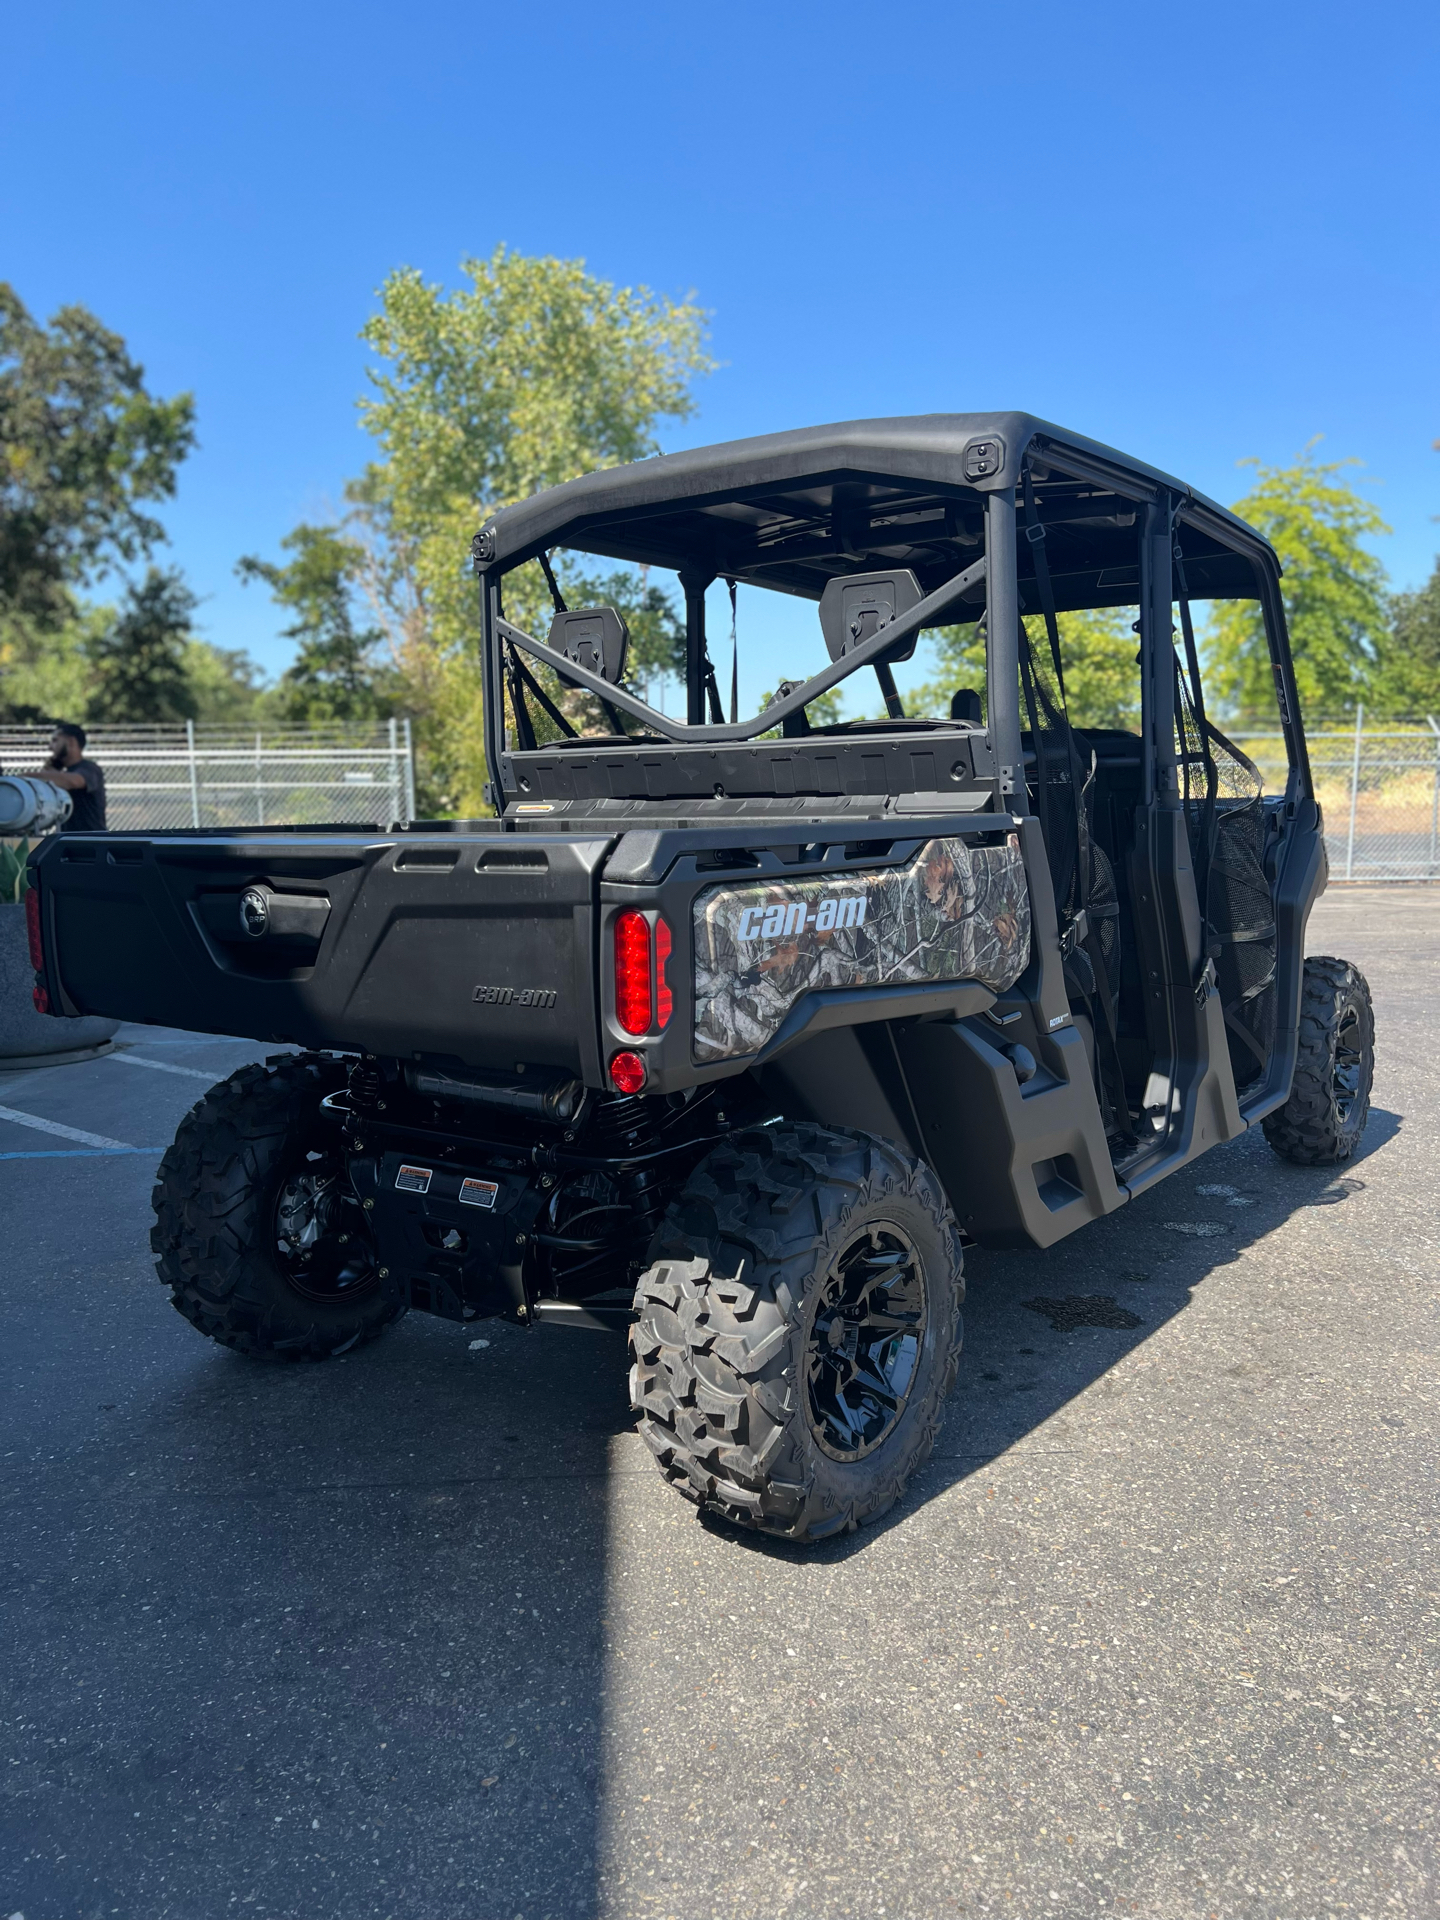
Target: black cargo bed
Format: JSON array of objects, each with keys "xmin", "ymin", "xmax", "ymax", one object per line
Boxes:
[{"xmin": 33, "ymin": 831, "xmax": 613, "ymax": 1079}]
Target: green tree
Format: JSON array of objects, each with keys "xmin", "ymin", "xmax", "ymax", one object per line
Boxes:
[
  {"xmin": 182, "ymin": 640, "xmax": 267, "ymax": 726},
  {"xmin": 1373, "ymin": 560, "xmax": 1440, "ymax": 716},
  {"xmin": 89, "ymin": 567, "xmax": 199, "ymax": 721},
  {"xmin": 1208, "ymin": 446, "xmax": 1390, "ymax": 720},
  {"xmin": 908, "ymin": 606, "xmax": 1140, "ymax": 731},
  {"xmin": 348, "ymin": 246, "xmax": 714, "ymax": 810},
  {"xmin": 359, "ymin": 245, "xmax": 712, "ymax": 532},
  {"xmin": 0, "ymin": 284, "xmax": 195, "ymax": 629},
  {"xmin": 1033, "ymin": 607, "xmax": 1141, "ymax": 731},
  {"xmin": 0, "ymin": 598, "xmax": 108, "ymax": 722},
  {"xmin": 2, "ymin": 595, "xmax": 266, "ymax": 728},
  {"xmin": 237, "ymin": 525, "xmax": 392, "ymax": 724},
  {"xmin": 906, "ymin": 620, "xmax": 985, "ymax": 721}
]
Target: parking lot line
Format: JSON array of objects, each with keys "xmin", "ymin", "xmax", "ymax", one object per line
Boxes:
[
  {"xmin": 0, "ymin": 1104, "xmax": 139, "ymax": 1150},
  {"xmin": 0, "ymin": 1148, "xmax": 162, "ymax": 1160},
  {"xmin": 109, "ymin": 1052, "xmax": 218, "ymax": 1082}
]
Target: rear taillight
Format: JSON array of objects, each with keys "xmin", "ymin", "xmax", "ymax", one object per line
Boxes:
[
  {"xmin": 654, "ymin": 917, "xmax": 673, "ymax": 1030},
  {"xmin": 32, "ymin": 983, "xmax": 49, "ymax": 1015},
  {"xmin": 613, "ymin": 909, "xmax": 674, "ymax": 1038},
  {"xmin": 24, "ymin": 881, "xmax": 43, "ymax": 971},
  {"xmin": 614, "ymin": 910, "xmax": 652, "ymax": 1035},
  {"xmin": 609, "ymin": 1050, "xmax": 647, "ymax": 1094}
]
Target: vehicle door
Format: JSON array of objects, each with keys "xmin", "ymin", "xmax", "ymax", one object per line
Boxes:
[{"xmin": 1171, "ymin": 508, "xmax": 1321, "ymax": 1123}]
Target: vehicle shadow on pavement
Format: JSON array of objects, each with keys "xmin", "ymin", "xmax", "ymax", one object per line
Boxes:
[
  {"xmin": 4, "ymin": 1253, "xmax": 632, "ymax": 1920},
  {"xmin": 713, "ymin": 1105, "xmax": 1405, "ymax": 1565}
]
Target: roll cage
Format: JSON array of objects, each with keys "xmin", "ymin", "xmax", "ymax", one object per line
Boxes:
[{"xmin": 473, "ymin": 411, "xmax": 1310, "ymax": 817}]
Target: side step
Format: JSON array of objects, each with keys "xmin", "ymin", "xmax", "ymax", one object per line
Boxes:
[{"xmin": 530, "ymin": 1299, "xmax": 635, "ymax": 1332}]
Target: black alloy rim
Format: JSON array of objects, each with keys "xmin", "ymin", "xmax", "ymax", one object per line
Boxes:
[
  {"xmin": 273, "ymin": 1148, "xmax": 379, "ymax": 1305},
  {"xmin": 806, "ymin": 1223, "xmax": 927, "ymax": 1461},
  {"xmin": 1333, "ymin": 1000, "xmax": 1366, "ymax": 1122}
]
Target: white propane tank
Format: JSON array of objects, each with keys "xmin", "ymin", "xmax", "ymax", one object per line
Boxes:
[{"xmin": 0, "ymin": 776, "xmax": 74, "ymax": 835}]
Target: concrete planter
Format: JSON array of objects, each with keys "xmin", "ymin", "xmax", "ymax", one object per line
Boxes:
[{"xmin": 0, "ymin": 899, "xmax": 119, "ymax": 1068}]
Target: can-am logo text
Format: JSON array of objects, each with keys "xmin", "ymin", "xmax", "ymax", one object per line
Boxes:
[
  {"xmin": 472, "ymin": 985, "xmax": 557, "ymax": 1008},
  {"xmin": 736, "ymin": 894, "xmax": 868, "ymax": 942}
]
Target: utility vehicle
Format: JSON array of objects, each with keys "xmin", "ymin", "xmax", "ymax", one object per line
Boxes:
[{"xmin": 28, "ymin": 414, "xmax": 1375, "ymax": 1541}]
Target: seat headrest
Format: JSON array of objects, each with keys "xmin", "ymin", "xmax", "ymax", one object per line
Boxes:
[
  {"xmin": 547, "ymin": 606, "xmax": 629, "ymax": 685},
  {"xmin": 818, "ymin": 569, "xmax": 923, "ymax": 667}
]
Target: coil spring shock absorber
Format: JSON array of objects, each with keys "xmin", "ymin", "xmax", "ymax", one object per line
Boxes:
[
  {"xmin": 590, "ymin": 1095, "xmax": 667, "ymax": 1258},
  {"xmin": 618, "ymin": 1162, "xmax": 665, "ymax": 1259},
  {"xmin": 348, "ymin": 1055, "xmax": 383, "ymax": 1111}
]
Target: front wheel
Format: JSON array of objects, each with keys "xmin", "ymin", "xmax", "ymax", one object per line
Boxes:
[
  {"xmin": 630, "ymin": 1123, "xmax": 965, "ymax": 1542},
  {"xmin": 151, "ymin": 1053, "xmax": 403, "ymax": 1359},
  {"xmin": 1262, "ymin": 956, "xmax": 1375, "ymax": 1165}
]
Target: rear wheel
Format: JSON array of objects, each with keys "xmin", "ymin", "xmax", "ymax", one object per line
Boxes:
[
  {"xmin": 630, "ymin": 1123, "xmax": 964, "ymax": 1541},
  {"xmin": 1262, "ymin": 956, "xmax": 1374, "ymax": 1165},
  {"xmin": 151, "ymin": 1053, "xmax": 402, "ymax": 1359}
]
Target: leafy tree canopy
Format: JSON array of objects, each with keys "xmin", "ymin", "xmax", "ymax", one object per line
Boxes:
[
  {"xmin": 179, "ymin": 639, "xmax": 267, "ymax": 726},
  {"xmin": 1, "ymin": 592, "xmax": 266, "ymax": 728},
  {"xmin": 292, "ymin": 247, "xmax": 716, "ymax": 811},
  {"xmin": 908, "ymin": 607, "xmax": 1140, "ymax": 732},
  {"xmin": 88, "ymin": 567, "xmax": 199, "ymax": 723},
  {"xmin": 1374, "ymin": 558, "xmax": 1440, "ymax": 718},
  {"xmin": 1029, "ymin": 609, "xmax": 1142, "ymax": 732},
  {"xmin": 1207, "ymin": 446, "xmax": 1390, "ymax": 720},
  {"xmin": 359, "ymin": 246, "xmax": 713, "ymax": 529},
  {"xmin": 0, "ymin": 284, "xmax": 195, "ymax": 628},
  {"xmin": 238, "ymin": 524, "xmax": 394, "ymax": 725}
]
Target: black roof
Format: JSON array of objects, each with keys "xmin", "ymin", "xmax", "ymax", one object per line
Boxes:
[{"xmin": 484, "ymin": 412, "xmax": 1274, "ymax": 611}]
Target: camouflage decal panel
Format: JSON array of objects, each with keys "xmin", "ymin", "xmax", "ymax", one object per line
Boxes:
[{"xmin": 692, "ymin": 836, "xmax": 1031, "ymax": 1062}]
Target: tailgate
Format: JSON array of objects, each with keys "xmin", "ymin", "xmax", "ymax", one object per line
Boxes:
[{"xmin": 34, "ymin": 832, "xmax": 613, "ymax": 1078}]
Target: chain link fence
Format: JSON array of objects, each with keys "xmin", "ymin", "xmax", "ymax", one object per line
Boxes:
[
  {"xmin": 4, "ymin": 712, "xmax": 1434, "ymax": 878},
  {"xmin": 0, "ymin": 720, "xmax": 416, "ymax": 831},
  {"xmin": 1230, "ymin": 712, "xmax": 1440, "ymax": 881}
]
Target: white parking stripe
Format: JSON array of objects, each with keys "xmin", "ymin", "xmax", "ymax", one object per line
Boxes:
[
  {"xmin": 109, "ymin": 1052, "xmax": 218, "ymax": 1083},
  {"xmin": 0, "ymin": 1104, "xmax": 138, "ymax": 1150},
  {"xmin": 112, "ymin": 1035, "xmax": 254, "ymax": 1047},
  {"xmin": 0, "ymin": 1148, "xmax": 163, "ymax": 1161}
]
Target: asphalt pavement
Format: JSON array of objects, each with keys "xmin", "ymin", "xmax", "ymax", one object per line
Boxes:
[{"xmin": 1, "ymin": 886, "xmax": 1435, "ymax": 1920}]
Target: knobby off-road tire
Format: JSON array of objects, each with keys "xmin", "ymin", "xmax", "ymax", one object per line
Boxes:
[
  {"xmin": 151, "ymin": 1053, "xmax": 403, "ymax": 1359},
  {"xmin": 1262, "ymin": 955, "xmax": 1374, "ymax": 1165},
  {"xmin": 630, "ymin": 1123, "xmax": 965, "ymax": 1542}
]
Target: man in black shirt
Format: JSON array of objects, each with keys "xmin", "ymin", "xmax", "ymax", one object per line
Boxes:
[{"xmin": 21, "ymin": 722, "xmax": 108, "ymax": 831}]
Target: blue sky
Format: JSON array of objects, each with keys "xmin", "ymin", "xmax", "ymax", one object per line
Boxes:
[{"xmin": 4, "ymin": 0, "xmax": 1438, "ymax": 715}]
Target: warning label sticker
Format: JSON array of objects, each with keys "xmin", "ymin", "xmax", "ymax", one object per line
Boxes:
[
  {"xmin": 458, "ymin": 1177, "xmax": 500, "ymax": 1210},
  {"xmin": 395, "ymin": 1164, "xmax": 433, "ymax": 1194}
]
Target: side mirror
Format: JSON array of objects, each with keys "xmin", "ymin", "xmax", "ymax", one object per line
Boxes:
[{"xmin": 819, "ymin": 569, "xmax": 923, "ymax": 667}]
